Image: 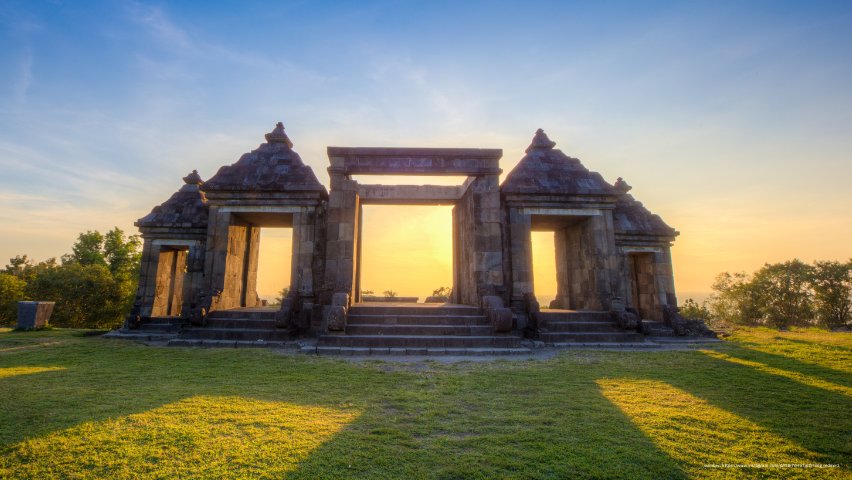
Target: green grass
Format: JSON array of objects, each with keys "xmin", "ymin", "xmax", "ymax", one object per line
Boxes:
[{"xmin": 0, "ymin": 327, "xmax": 849, "ymax": 479}]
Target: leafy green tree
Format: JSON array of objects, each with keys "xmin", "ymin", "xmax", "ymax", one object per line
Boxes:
[
  {"xmin": 0, "ymin": 273, "xmax": 27, "ymax": 325},
  {"xmin": 679, "ymin": 298, "xmax": 712, "ymax": 322},
  {"xmin": 26, "ymin": 263, "xmax": 125, "ymax": 329},
  {"xmin": 66, "ymin": 230, "xmax": 106, "ymax": 266},
  {"xmin": 708, "ymin": 272, "xmax": 762, "ymax": 325},
  {"xmin": 103, "ymin": 228, "xmax": 142, "ymax": 280},
  {"xmin": 811, "ymin": 260, "xmax": 851, "ymax": 328},
  {"xmin": 752, "ymin": 260, "xmax": 814, "ymax": 328},
  {"xmin": 4, "ymin": 255, "xmax": 58, "ymax": 282}
]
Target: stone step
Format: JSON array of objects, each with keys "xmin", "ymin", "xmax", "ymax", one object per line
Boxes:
[
  {"xmin": 348, "ymin": 305, "xmax": 481, "ymax": 316},
  {"xmin": 318, "ymin": 334, "xmax": 523, "ymax": 349},
  {"xmin": 179, "ymin": 328, "xmax": 292, "ymax": 341},
  {"xmin": 539, "ymin": 332, "xmax": 644, "ymax": 343},
  {"xmin": 345, "ymin": 324, "xmax": 494, "ymax": 336},
  {"xmin": 537, "ymin": 310, "xmax": 612, "ymax": 322},
  {"xmin": 641, "ymin": 320, "xmax": 676, "ymax": 337},
  {"xmin": 346, "ymin": 314, "xmax": 489, "ymax": 326},
  {"xmin": 311, "ymin": 346, "xmax": 533, "ymax": 356},
  {"xmin": 103, "ymin": 331, "xmax": 177, "ymax": 342},
  {"xmin": 137, "ymin": 323, "xmax": 183, "ymax": 332},
  {"xmin": 204, "ymin": 318, "xmax": 278, "ymax": 329},
  {"xmin": 543, "ymin": 321, "xmax": 623, "ymax": 333},
  {"xmin": 207, "ymin": 309, "xmax": 279, "ymax": 320},
  {"xmin": 167, "ymin": 339, "xmax": 295, "ymax": 349}
]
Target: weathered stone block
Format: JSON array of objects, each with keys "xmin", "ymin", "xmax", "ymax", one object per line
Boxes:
[{"xmin": 17, "ymin": 302, "xmax": 54, "ymax": 330}]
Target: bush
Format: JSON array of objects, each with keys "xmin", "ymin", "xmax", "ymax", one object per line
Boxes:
[
  {"xmin": 26, "ymin": 262, "xmax": 127, "ymax": 329},
  {"xmin": 0, "ymin": 273, "xmax": 27, "ymax": 326},
  {"xmin": 812, "ymin": 260, "xmax": 852, "ymax": 328}
]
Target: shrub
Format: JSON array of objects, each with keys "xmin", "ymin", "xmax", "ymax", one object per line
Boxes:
[{"xmin": 0, "ymin": 273, "xmax": 27, "ymax": 326}]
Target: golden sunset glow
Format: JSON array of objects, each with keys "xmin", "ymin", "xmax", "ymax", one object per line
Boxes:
[{"xmin": 360, "ymin": 205, "xmax": 453, "ymax": 299}]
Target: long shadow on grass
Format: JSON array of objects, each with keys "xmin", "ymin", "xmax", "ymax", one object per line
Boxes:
[
  {"xmin": 288, "ymin": 360, "xmax": 688, "ymax": 479},
  {"xmin": 0, "ymin": 338, "xmax": 399, "ymax": 448},
  {"xmin": 771, "ymin": 336, "xmax": 852, "ymax": 356},
  {"xmin": 713, "ymin": 343, "xmax": 852, "ymax": 389},
  {"xmin": 640, "ymin": 346, "xmax": 851, "ymax": 465}
]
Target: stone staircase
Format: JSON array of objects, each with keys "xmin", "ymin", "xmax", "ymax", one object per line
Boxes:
[
  {"xmin": 537, "ymin": 310, "xmax": 644, "ymax": 345},
  {"xmin": 314, "ymin": 303, "xmax": 531, "ymax": 355},
  {"xmin": 168, "ymin": 307, "xmax": 294, "ymax": 348}
]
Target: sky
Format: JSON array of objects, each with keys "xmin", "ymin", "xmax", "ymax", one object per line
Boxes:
[{"xmin": 1, "ymin": 0, "xmax": 850, "ymax": 302}]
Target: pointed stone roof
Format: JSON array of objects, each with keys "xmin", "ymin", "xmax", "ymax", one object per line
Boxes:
[
  {"xmin": 136, "ymin": 170, "xmax": 208, "ymax": 229},
  {"xmin": 501, "ymin": 129, "xmax": 616, "ymax": 196},
  {"xmin": 203, "ymin": 122, "xmax": 326, "ymax": 194},
  {"xmin": 612, "ymin": 178, "xmax": 677, "ymax": 237}
]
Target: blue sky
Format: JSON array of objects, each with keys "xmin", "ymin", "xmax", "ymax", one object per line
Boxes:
[{"xmin": 1, "ymin": 0, "xmax": 850, "ymax": 296}]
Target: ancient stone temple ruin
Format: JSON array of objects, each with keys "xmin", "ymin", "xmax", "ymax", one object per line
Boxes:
[{"xmin": 122, "ymin": 122, "xmax": 708, "ymax": 353}]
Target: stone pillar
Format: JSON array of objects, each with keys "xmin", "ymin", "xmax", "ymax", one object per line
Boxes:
[
  {"xmin": 554, "ymin": 227, "xmax": 570, "ymax": 309},
  {"xmin": 508, "ymin": 207, "xmax": 533, "ymax": 313},
  {"xmin": 323, "ymin": 173, "xmax": 360, "ymax": 306},
  {"xmin": 655, "ymin": 246, "xmax": 677, "ymax": 309},
  {"xmin": 471, "ymin": 174, "xmax": 504, "ymax": 302},
  {"xmin": 589, "ymin": 211, "xmax": 622, "ymax": 311},
  {"xmin": 242, "ymin": 226, "xmax": 261, "ymax": 308},
  {"xmin": 151, "ymin": 248, "xmax": 177, "ymax": 317},
  {"xmin": 136, "ymin": 238, "xmax": 158, "ymax": 317},
  {"xmin": 204, "ymin": 206, "xmax": 231, "ymax": 309},
  {"xmin": 180, "ymin": 242, "xmax": 206, "ymax": 318},
  {"xmin": 168, "ymin": 249, "xmax": 188, "ymax": 315}
]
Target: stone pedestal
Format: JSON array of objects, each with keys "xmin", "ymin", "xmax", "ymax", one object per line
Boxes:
[{"xmin": 17, "ymin": 301, "xmax": 55, "ymax": 330}]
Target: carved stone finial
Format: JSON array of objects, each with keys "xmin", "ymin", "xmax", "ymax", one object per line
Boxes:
[
  {"xmin": 183, "ymin": 169, "xmax": 203, "ymax": 185},
  {"xmin": 265, "ymin": 121, "xmax": 294, "ymax": 148},
  {"xmin": 525, "ymin": 128, "xmax": 557, "ymax": 153},
  {"xmin": 613, "ymin": 177, "xmax": 632, "ymax": 193}
]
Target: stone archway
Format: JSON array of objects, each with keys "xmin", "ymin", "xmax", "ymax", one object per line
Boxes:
[{"xmin": 324, "ymin": 147, "xmax": 505, "ymax": 308}]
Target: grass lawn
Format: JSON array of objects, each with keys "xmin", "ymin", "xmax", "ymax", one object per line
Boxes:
[{"xmin": 0, "ymin": 327, "xmax": 849, "ymax": 479}]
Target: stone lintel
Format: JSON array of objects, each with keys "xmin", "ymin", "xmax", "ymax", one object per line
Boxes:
[
  {"xmin": 620, "ymin": 245, "xmax": 664, "ymax": 254},
  {"xmin": 357, "ymin": 184, "xmax": 463, "ymax": 205},
  {"xmin": 327, "ymin": 147, "xmax": 502, "ymax": 175},
  {"xmin": 151, "ymin": 239, "xmax": 202, "ymax": 247},
  {"xmin": 522, "ymin": 207, "xmax": 602, "ymax": 217}
]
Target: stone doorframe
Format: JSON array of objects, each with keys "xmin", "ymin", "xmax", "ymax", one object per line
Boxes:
[
  {"xmin": 323, "ymin": 147, "xmax": 505, "ymax": 308},
  {"xmin": 505, "ymin": 206, "xmax": 625, "ymax": 315},
  {"xmin": 201, "ymin": 205, "xmax": 325, "ymax": 312}
]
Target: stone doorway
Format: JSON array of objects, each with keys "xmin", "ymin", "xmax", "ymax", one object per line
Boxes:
[
  {"xmin": 531, "ymin": 214, "xmax": 609, "ymax": 311},
  {"xmin": 628, "ymin": 252, "xmax": 657, "ymax": 320},
  {"xmin": 357, "ymin": 204, "xmax": 453, "ymax": 302},
  {"xmin": 324, "ymin": 147, "xmax": 504, "ymax": 309},
  {"xmin": 211, "ymin": 211, "xmax": 299, "ymax": 310},
  {"xmin": 151, "ymin": 246, "xmax": 188, "ymax": 317}
]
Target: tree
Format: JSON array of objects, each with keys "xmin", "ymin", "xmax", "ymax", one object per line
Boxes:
[
  {"xmin": 811, "ymin": 260, "xmax": 852, "ymax": 328},
  {"xmin": 752, "ymin": 260, "xmax": 814, "ymax": 328},
  {"xmin": 274, "ymin": 287, "xmax": 290, "ymax": 305},
  {"xmin": 66, "ymin": 230, "xmax": 106, "ymax": 266},
  {"xmin": 4, "ymin": 255, "xmax": 58, "ymax": 282},
  {"xmin": 0, "ymin": 273, "xmax": 27, "ymax": 326},
  {"xmin": 103, "ymin": 228, "xmax": 141, "ymax": 280},
  {"xmin": 679, "ymin": 298, "xmax": 712, "ymax": 322},
  {"xmin": 26, "ymin": 263, "xmax": 125, "ymax": 329},
  {"xmin": 432, "ymin": 286, "xmax": 452, "ymax": 297},
  {"xmin": 383, "ymin": 290, "xmax": 397, "ymax": 299},
  {"xmin": 708, "ymin": 272, "xmax": 762, "ymax": 325}
]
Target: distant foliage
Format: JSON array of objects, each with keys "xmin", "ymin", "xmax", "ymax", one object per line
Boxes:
[
  {"xmin": 431, "ymin": 286, "xmax": 452, "ymax": 298},
  {"xmin": 678, "ymin": 298, "xmax": 712, "ymax": 323},
  {"xmin": 705, "ymin": 258, "xmax": 851, "ymax": 329},
  {"xmin": 3, "ymin": 227, "xmax": 141, "ymax": 329},
  {"xmin": 383, "ymin": 290, "xmax": 398, "ymax": 299},
  {"xmin": 0, "ymin": 273, "xmax": 27, "ymax": 326},
  {"xmin": 812, "ymin": 260, "xmax": 852, "ymax": 328}
]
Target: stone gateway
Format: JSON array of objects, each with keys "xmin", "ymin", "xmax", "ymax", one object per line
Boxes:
[{"xmin": 121, "ymin": 122, "xmax": 710, "ymax": 353}]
